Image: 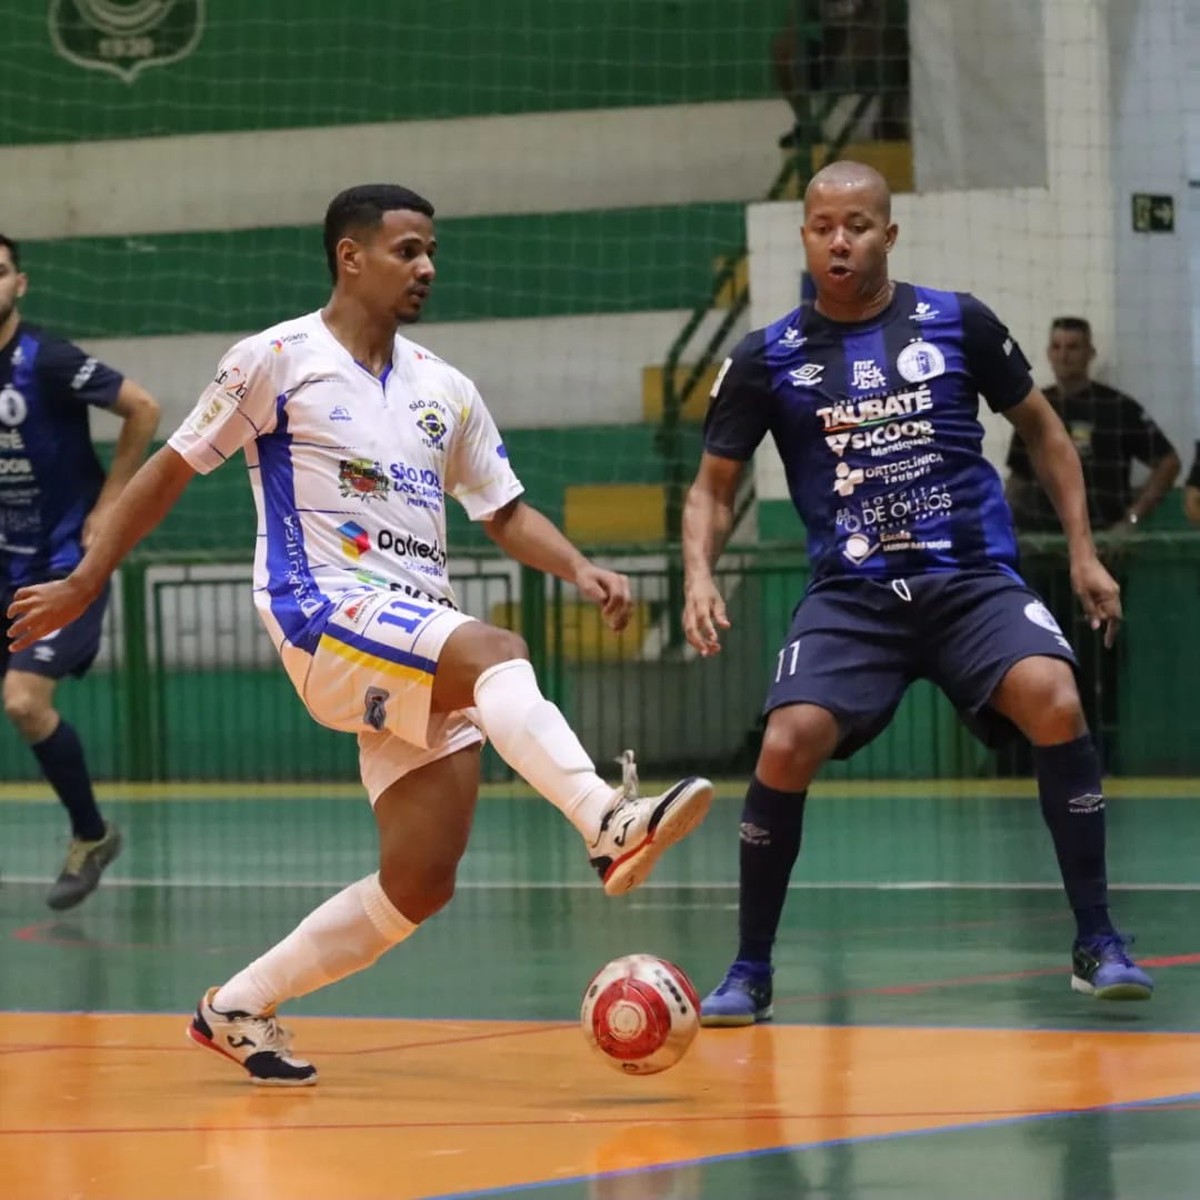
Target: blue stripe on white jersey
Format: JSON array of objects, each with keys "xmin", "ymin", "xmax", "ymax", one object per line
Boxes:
[{"xmin": 256, "ymin": 393, "xmax": 332, "ymax": 652}]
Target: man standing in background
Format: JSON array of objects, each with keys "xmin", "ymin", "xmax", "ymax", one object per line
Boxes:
[
  {"xmin": 1184, "ymin": 440, "xmax": 1200, "ymax": 525},
  {"xmin": 1005, "ymin": 316, "xmax": 1179, "ymax": 772},
  {"xmin": 0, "ymin": 234, "xmax": 160, "ymax": 908}
]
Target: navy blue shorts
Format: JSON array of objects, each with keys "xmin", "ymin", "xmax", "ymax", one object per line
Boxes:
[
  {"xmin": 0, "ymin": 580, "xmax": 110, "ymax": 680},
  {"xmin": 764, "ymin": 569, "xmax": 1078, "ymax": 756}
]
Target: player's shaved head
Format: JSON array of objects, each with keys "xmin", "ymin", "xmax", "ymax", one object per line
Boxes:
[
  {"xmin": 324, "ymin": 185, "xmax": 435, "ymax": 281},
  {"xmin": 0, "ymin": 234, "xmax": 20, "ymax": 272},
  {"xmin": 804, "ymin": 160, "xmax": 891, "ymax": 221}
]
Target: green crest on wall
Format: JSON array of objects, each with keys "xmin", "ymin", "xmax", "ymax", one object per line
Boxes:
[{"xmin": 49, "ymin": 0, "xmax": 204, "ymax": 84}]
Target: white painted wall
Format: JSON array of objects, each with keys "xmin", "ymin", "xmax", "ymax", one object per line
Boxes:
[
  {"xmin": 1181, "ymin": 0, "xmax": 1200, "ymax": 449},
  {"xmin": 1107, "ymin": 0, "xmax": 1196, "ymax": 463},
  {"xmin": 2, "ymin": 100, "xmax": 790, "ymax": 240},
  {"xmin": 82, "ymin": 307, "xmax": 743, "ymax": 437},
  {"xmin": 747, "ymin": 0, "xmax": 1117, "ymax": 502}
]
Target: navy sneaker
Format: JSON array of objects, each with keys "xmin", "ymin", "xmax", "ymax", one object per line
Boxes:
[
  {"xmin": 699, "ymin": 960, "xmax": 774, "ymax": 1027},
  {"xmin": 1071, "ymin": 933, "xmax": 1154, "ymax": 1001}
]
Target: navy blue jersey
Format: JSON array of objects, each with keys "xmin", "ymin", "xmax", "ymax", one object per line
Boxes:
[
  {"xmin": 0, "ymin": 324, "xmax": 123, "ymax": 584},
  {"xmin": 704, "ymin": 282, "xmax": 1034, "ymax": 581}
]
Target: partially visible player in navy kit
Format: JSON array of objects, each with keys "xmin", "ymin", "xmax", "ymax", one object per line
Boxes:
[
  {"xmin": 0, "ymin": 234, "xmax": 160, "ymax": 908},
  {"xmin": 683, "ymin": 162, "xmax": 1153, "ymax": 1024}
]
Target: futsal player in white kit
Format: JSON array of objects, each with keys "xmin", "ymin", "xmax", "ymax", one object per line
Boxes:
[{"xmin": 7, "ymin": 184, "xmax": 713, "ymax": 1086}]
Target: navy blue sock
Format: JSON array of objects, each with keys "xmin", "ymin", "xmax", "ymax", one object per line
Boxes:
[
  {"xmin": 32, "ymin": 720, "xmax": 105, "ymax": 842},
  {"xmin": 736, "ymin": 777, "xmax": 808, "ymax": 965},
  {"xmin": 1034, "ymin": 734, "xmax": 1112, "ymax": 941}
]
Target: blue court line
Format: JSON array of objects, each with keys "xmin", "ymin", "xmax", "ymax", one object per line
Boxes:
[{"xmin": 421, "ymin": 1089, "xmax": 1200, "ymax": 1200}]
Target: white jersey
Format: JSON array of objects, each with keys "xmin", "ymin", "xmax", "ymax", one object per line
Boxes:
[{"xmin": 169, "ymin": 311, "xmax": 523, "ymax": 684}]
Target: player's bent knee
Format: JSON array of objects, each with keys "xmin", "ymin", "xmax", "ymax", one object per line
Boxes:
[
  {"xmin": 758, "ymin": 705, "xmax": 838, "ymax": 789},
  {"xmin": 1027, "ymin": 688, "xmax": 1087, "ymax": 743},
  {"xmin": 2, "ymin": 693, "xmax": 53, "ymax": 740},
  {"xmin": 378, "ymin": 859, "xmax": 459, "ymax": 924},
  {"xmin": 485, "ymin": 626, "xmax": 528, "ymax": 665},
  {"xmin": 995, "ymin": 658, "xmax": 1087, "ymax": 743},
  {"xmin": 446, "ymin": 622, "xmax": 528, "ymax": 674}
]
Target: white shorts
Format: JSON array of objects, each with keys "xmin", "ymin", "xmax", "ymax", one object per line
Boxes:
[{"xmin": 299, "ymin": 590, "xmax": 485, "ymax": 803}]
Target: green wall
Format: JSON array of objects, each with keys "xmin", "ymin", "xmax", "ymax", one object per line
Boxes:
[
  {"xmin": 20, "ymin": 205, "xmax": 746, "ymax": 337},
  {"xmin": 0, "ymin": 535, "xmax": 1195, "ymax": 783},
  {"xmin": 6, "ymin": 1, "xmax": 782, "ymax": 145}
]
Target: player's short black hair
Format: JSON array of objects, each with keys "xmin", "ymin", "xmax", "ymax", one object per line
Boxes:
[
  {"xmin": 1050, "ymin": 316, "xmax": 1092, "ymax": 342},
  {"xmin": 323, "ymin": 185, "xmax": 435, "ymax": 281},
  {"xmin": 0, "ymin": 234, "xmax": 20, "ymax": 271}
]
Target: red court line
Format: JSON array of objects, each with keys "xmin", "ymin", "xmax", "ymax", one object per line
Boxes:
[
  {"xmin": 10, "ymin": 920, "xmax": 257, "ymax": 954},
  {"xmin": 0, "ymin": 1021, "xmax": 574, "ymax": 1060},
  {"xmin": 0, "ymin": 1102, "xmax": 1166, "ymax": 1139},
  {"xmin": 779, "ymin": 952, "xmax": 1200, "ymax": 1005}
]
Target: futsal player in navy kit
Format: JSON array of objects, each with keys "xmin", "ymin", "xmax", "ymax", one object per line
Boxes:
[
  {"xmin": 682, "ymin": 162, "xmax": 1153, "ymax": 1023},
  {"xmin": 0, "ymin": 235, "xmax": 160, "ymax": 908}
]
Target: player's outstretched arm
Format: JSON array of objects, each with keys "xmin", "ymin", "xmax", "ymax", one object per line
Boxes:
[
  {"xmin": 1003, "ymin": 388, "xmax": 1121, "ymax": 646},
  {"xmin": 84, "ymin": 377, "xmax": 162, "ymax": 548},
  {"xmin": 682, "ymin": 453, "xmax": 742, "ymax": 656},
  {"xmin": 483, "ymin": 497, "xmax": 633, "ymax": 632},
  {"xmin": 8, "ymin": 445, "xmax": 197, "ymax": 651}
]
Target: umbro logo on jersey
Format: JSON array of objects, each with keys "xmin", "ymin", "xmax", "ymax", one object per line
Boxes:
[{"xmin": 789, "ymin": 364, "xmax": 824, "ymax": 388}]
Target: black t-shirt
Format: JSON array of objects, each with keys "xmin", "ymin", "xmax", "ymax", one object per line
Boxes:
[
  {"xmin": 1006, "ymin": 381, "xmax": 1175, "ymax": 531},
  {"xmin": 1187, "ymin": 440, "xmax": 1200, "ymax": 490}
]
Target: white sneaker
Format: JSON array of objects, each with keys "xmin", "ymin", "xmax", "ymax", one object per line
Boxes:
[
  {"xmin": 187, "ymin": 987, "xmax": 317, "ymax": 1086},
  {"xmin": 588, "ymin": 751, "xmax": 713, "ymax": 896}
]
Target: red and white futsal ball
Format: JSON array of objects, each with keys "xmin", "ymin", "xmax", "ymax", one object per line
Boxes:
[{"xmin": 581, "ymin": 954, "xmax": 700, "ymax": 1075}]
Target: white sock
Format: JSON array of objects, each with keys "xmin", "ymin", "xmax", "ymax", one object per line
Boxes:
[
  {"xmin": 213, "ymin": 873, "xmax": 416, "ymax": 1014},
  {"xmin": 473, "ymin": 658, "xmax": 613, "ymax": 839}
]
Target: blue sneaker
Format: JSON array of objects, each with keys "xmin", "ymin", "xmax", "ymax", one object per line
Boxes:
[
  {"xmin": 699, "ymin": 961, "xmax": 774, "ymax": 1027},
  {"xmin": 1070, "ymin": 933, "xmax": 1154, "ymax": 1001}
]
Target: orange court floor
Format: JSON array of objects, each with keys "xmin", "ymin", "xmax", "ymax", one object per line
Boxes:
[{"xmin": 3, "ymin": 781, "xmax": 1200, "ymax": 1198}]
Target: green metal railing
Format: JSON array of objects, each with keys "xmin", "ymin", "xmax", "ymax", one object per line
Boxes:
[{"xmin": 0, "ymin": 532, "xmax": 1178, "ymax": 786}]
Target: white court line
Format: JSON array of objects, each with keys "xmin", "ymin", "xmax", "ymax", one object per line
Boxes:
[{"xmin": 4, "ymin": 876, "xmax": 1200, "ymax": 892}]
